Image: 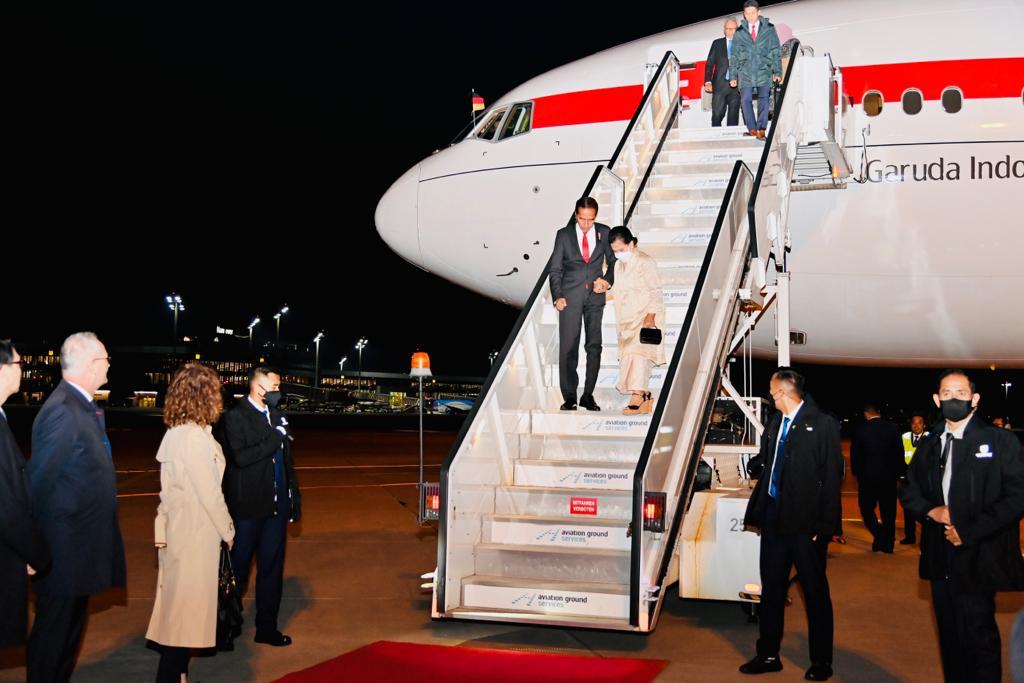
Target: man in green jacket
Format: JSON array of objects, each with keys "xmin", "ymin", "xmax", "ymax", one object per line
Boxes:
[{"xmin": 729, "ymin": 0, "xmax": 782, "ymax": 139}]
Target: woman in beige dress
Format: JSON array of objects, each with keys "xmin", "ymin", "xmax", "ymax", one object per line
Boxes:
[
  {"xmin": 609, "ymin": 226, "xmax": 666, "ymax": 414},
  {"xmin": 146, "ymin": 364, "xmax": 235, "ymax": 683}
]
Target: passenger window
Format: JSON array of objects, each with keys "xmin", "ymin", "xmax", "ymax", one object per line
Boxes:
[
  {"xmin": 942, "ymin": 87, "xmax": 962, "ymax": 114},
  {"xmin": 863, "ymin": 91, "xmax": 883, "ymax": 117},
  {"xmin": 475, "ymin": 108, "xmax": 507, "ymax": 141},
  {"xmin": 499, "ymin": 102, "xmax": 533, "ymax": 140},
  {"xmin": 902, "ymin": 89, "xmax": 923, "ymax": 115}
]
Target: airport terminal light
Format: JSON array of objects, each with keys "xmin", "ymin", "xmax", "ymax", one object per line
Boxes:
[
  {"xmin": 411, "ymin": 351, "xmax": 433, "ymax": 524},
  {"xmin": 1003, "ymin": 381, "xmax": 1013, "ymax": 399},
  {"xmin": 248, "ymin": 317, "xmax": 261, "ymax": 350},
  {"xmin": 274, "ymin": 304, "xmax": 289, "ymax": 345},
  {"xmin": 356, "ymin": 337, "xmax": 368, "ymax": 378},
  {"xmin": 313, "ymin": 332, "xmax": 325, "ymax": 397},
  {"xmin": 165, "ymin": 293, "xmax": 185, "ymax": 359},
  {"xmin": 339, "ymin": 356, "xmax": 348, "ymax": 378},
  {"xmin": 488, "ymin": 350, "xmax": 499, "ymax": 367}
]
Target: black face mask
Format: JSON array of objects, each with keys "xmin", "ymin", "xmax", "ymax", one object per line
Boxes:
[
  {"xmin": 262, "ymin": 391, "xmax": 283, "ymax": 409},
  {"xmin": 940, "ymin": 398, "xmax": 973, "ymax": 422}
]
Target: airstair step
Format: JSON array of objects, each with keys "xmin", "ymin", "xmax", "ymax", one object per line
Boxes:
[
  {"xmin": 661, "ymin": 148, "xmax": 763, "ymax": 165},
  {"xmin": 495, "ymin": 484, "xmax": 633, "ymax": 519},
  {"xmin": 634, "ymin": 228, "xmax": 712, "ymax": 246},
  {"xmin": 540, "ymin": 301, "xmax": 689, "ymax": 326},
  {"xmin": 529, "ymin": 410, "xmax": 653, "ymax": 438},
  {"xmin": 540, "ymin": 342, "xmax": 681, "ymax": 369},
  {"xmin": 513, "ymin": 459, "xmax": 634, "ymax": 490},
  {"xmin": 543, "ymin": 363, "xmax": 671, "ymax": 390},
  {"xmin": 631, "ymin": 198, "xmax": 722, "ymax": 218},
  {"xmin": 644, "ymin": 173, "xmax": 732, "ymax": 191},
  {"xmin": 670, "ymin": 125, "xmax": 760, "ymax": 142},
  {"xmin": 473, "ymin": 543, "xmax": 631, "ymax": 583},
  {"xmin": 460, "ymin": 575, "xmax": 630, "ymax": 620},
  {"xmin": 483, "ymin": 514, "xmax": 631, "ymax": 550}
]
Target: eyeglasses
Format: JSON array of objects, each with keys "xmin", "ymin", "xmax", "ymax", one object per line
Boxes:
[
  {"xmin": 93, "ymin": 356, "xmax": 112, "ymax": 363},
  {"xmin": 2, "ymin": 360, "xmax": 22, "ymax": 367}
]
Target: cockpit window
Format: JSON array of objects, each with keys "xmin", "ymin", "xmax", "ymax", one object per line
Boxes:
[
  {"xmin": 475, "ymin": 108, "xmax": 507, "ymax": 141},
  {"xmin": 499, "ymin": 102, "xmax": 533, "ymax": 139}
]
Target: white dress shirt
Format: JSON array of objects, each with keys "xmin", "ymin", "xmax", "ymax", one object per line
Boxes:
[
  {"xmin": 768, "ymin": 400, "xmax": 804, "ymax": 492},
  {"xmin": 941, "ymin": 415, "xmax": 972, "ymax": 505},
  {"xmin": 575, "ymin": 223, "xmax": 596, "ymax": 262},
  {"xmin": 65, "ymin": 380, "xmax": 95, "ymax": 404}
]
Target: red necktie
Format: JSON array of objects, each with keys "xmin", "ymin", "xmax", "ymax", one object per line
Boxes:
[
  {"xmin": 752, "ymin": 24, "xmax": 757, "ymax": 41},
  {"xmin": 581, "ymin": 230, "xmax": 590, "ymax": 263}
]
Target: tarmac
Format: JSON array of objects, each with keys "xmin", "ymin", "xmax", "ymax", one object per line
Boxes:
[{"xmin": 0, "ymin": 420, "xmax": 1021, "ymax": 682}]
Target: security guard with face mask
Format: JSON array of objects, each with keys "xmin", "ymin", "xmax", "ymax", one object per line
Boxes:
[{"xmin": 901, "ymin": 369, "xmax": 1024, "ymax": 683}]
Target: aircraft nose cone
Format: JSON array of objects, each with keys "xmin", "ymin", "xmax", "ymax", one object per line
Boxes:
[{"xmin": 375, "ymin": 163, "xmax": 422, "ymax": 267}]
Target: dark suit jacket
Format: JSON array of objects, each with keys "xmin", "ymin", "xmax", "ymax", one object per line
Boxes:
[
  {"xmin": 744, "ymin": 400, "xmax": 844, "ymax": 537},
  {"xmin": 704, "ymin": 37, "xmax": 736, "ymax": 89},
  {"xmin": 219, "ymin": 398, "xmax": 300, "ymax": 521},
  {"xmin": 0, "ymin": 412, "xmax": 49, "ymax": 646},
  {"xmin": 901, "ymin": 417, "xmax": 1024, "ymax": 591},
  {"xmin": 851, "ymin": 417, "xmax": 906, "ymax": 482},
  {"xmin": 28, "ymin": 381, "xmax": 125, "ymax": 596},
  {"xmin": 548, "ymin": 223, "xmax": 616, "ymax": 303}
]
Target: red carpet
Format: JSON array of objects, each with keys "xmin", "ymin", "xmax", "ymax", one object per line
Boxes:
[{"xmin": 272, "ymin": 640, "xmax": 668, "ymax": 682}]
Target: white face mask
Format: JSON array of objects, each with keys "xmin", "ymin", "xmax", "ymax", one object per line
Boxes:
[{"xmin": 615, "ymin": 250, "xmax": 633, "ymax": 263}]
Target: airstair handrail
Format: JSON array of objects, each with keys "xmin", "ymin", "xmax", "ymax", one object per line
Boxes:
[
  {"xmin": 434, "ymin": 50, "xmax": 685, "ymax": 614},
  {"xmin": 746, "ymin": 39, "xmax": 801, "ymax": 264},
  {"xmin": 629, "ymin": 159, "xmax": 756, "ymax": 627}
]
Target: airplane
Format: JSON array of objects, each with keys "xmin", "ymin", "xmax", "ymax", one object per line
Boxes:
[{"xmin": 375, "ymin": 0, "xmax": 1024, "ymax": 368}]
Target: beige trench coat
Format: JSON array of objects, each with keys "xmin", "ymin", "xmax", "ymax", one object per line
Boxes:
[
  {"xmin": 611, "ymin": 249, "xmax": 667, "ymax": 365},
  {"xmin": 146, "ymin": 424, "xmax": 235, "ymax": 648}
]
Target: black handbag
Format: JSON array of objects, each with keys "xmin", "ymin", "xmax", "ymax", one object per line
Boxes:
[
  {"xmin": 639, "ymin": 326, "xmax": 662, "ymax": 345},
  {"xmin": 216, "ymin": 542, "xmax": 244, "ymax": 650}
]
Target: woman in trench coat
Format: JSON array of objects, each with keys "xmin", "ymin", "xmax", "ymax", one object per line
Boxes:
[
  {"xmin": 608, "ymin": 225, "xmax": 666, "ymax": 414},
  {"xmin": 146, "ymin": 364, "xmax": 234, "ymax": 683}
]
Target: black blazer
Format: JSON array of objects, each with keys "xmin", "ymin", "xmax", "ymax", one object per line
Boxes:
[
  {"xmin": 548, "ymin": 223, "xmax": 616, "ymax": 303},
  {"xmin": 901, "ymin": 417, "xmax": 1024, "ymax": 591},
  {"xmin": 704, "ymin": 37, "xmax": 737, "ymax": 89},
  {"xmin": 219, "ymin": 398, "xmax": 300, "ymax": 521},
  {"xmin": 28, "ymin": 381, "xmax": 126, "ymax": 596},
  {"xmin": 850, "ymin": 418, "xmax": 906, "ymax": 482},
  {"xmin": 0, "ymin": 413, "xmax": 50, "ymax": 646},
  {"xmin": 744, "ymin": 400, "xmax": 844, "ymax": 537}
]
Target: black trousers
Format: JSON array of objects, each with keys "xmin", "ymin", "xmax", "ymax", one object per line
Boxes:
[
  {"xmin": 899, "ymin": 479, "xmax": 917, "ymax": 541},
  {"xmin": 857, "ymin": 477, "xmax": 897, "ymax": 551},
  {"xmin": 711, "ymin": 86, "xmax": 740, "ymax": 127},
  {"xmin": 155, "ymin": 645, "xmax": 190, "ymax": 683},
  {"xmin": 231, "ymin": 495, "xmax": 289, "ymax": 634},
  {"xmin": 757, "ymin": 499, "xmax": 834, "ymax": 665},
  {"xmin": 931, "ymin": 579, "xmax": 1001, "ymax": 683},
  {"xmin": 26, "ymin": 594, "xmax": 89, "ymax": 683},
  {"xmin": 558, "ymin": 296, "xmax": 604, "ymax": 403}
]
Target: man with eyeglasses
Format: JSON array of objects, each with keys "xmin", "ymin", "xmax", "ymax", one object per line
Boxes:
[
  {"xmin": 0, "ymin": 340, "xmax": 50, "ymax": 652},
  {"xmin": 901, "ymin": 369, "xmax": 1024, "ymax": 683},
  {"xmin": 27, "ymin": 332, "xmax": 126, "ymax": 683}
]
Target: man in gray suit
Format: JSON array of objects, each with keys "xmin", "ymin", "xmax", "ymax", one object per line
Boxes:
[{"xmin": 548, "ymin": 196, "xmax": 616, "ymax": 411}]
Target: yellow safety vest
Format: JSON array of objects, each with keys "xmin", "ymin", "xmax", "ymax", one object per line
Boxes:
[{"xmin": 902, "ymin": 431, "xmax": 929, "ymax": 464}]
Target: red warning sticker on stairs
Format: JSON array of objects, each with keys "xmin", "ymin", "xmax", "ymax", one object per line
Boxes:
[{"xmin": 570, "ymin": 497, "xmax": 598, "ymax": 515}]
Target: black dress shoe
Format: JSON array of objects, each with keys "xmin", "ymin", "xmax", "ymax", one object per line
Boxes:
[
  {"xmin": 560, "ymin": 401, "xmax": 577, "ymax": 411},
  {"xmin": 739, "ymin": 656, "xmax": 783, "ymax": 674},
  {"xmin": 254, "ymin": 631, "xmax": 292, "ymax": 647},
  {"xmin": 579, "ymin": 395, "xmax": 600, "ymax": 411},
  {"xmin": 804, "ymin": 663, "xmax": 833, "ymax": 680},
  {"xmin": 899, "ymin": 537, "xmax": 915, "ymax": 545}
]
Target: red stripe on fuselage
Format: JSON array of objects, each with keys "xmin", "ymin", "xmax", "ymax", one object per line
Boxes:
[{"xmin": 529, "ymin": 57, "xmax": 1023, "ymax": 129}]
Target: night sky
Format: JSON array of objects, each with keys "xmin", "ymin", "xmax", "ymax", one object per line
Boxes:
[{"xmin": 5, "ymin": 2, "xmax": 1022, "ymax": 422}]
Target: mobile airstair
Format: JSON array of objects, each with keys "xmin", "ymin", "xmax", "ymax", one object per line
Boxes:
[{"xmin": 426, "ymin": 43, "xmax": 853, "ymax": 631}]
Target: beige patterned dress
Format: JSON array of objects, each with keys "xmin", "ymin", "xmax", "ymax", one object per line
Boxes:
[{"xmin": 611, "ymin": 248, "xmax": 666, "ymax": 394}]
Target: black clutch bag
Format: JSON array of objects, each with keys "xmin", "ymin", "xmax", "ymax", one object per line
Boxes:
[
  {"xmin": 216, "ymin": 542, "xmax": 244, "ymax": 650},
  {"xmin": 639, "ymin": 327, "xmax": 662, "ymax": 345}
]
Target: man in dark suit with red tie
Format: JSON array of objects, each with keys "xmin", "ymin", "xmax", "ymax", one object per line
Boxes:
[
  {"xmin": 704, "ymin": 17, "xmax": 741, "ymax": 127},
  {"xmin": 548, "ymin": 196, "xmax": 616, "ymax": 411},
  {"xmin": 27, "ymin": 332, "xmax": 125, "ymax": 683}
]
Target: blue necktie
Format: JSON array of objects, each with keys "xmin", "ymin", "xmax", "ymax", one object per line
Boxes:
[
  {"xmin": 726, "ymin": 39, "xmax": 732, "ymax": 81},
  {"xmin": 769, "ymin": 416, "xmax": 791, "ymax": 498}
]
